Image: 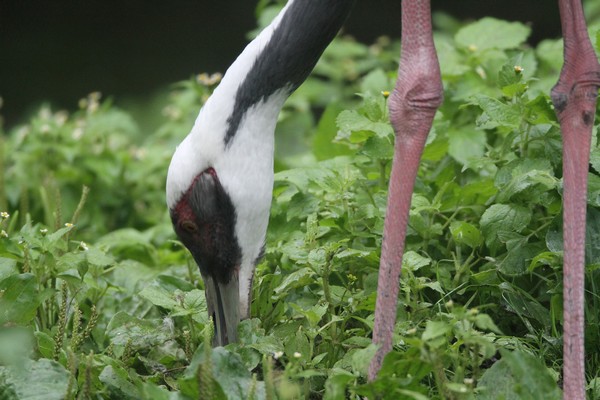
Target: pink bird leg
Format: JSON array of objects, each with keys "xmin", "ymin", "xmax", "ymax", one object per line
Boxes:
[
  {"xmin": 552, "ymin": 0, "xmax": 600, "ymax": 398},
  {"xmin": 368, "ymin": 2, "xmax": 600, "ymax": 397},
  {"xmin": 368, "ymin": 0, "xmax": 443, "ymax": 381}
]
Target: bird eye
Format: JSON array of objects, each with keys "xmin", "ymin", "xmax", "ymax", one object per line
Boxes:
[{"xmin": 180, "ymin": 220, "xmax": 199, "ymax": 234}]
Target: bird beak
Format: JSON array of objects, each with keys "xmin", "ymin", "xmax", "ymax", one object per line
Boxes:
[{"xmin": 201, "ymin": 272, "xmax": 240, "ymax": 346}]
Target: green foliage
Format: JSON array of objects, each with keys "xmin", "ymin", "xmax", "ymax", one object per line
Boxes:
[{"xmin": 0, "ymin": 6, "xmax": 600, "ymax": 400}]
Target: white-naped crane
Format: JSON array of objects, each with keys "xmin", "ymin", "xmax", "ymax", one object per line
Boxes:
[
  {"xmin": 166, "ymin": 0, "xmax": 355, "ymax": 346},
  {"xmin": 166, "ymin": 1, "xmax": 600, "ymax": 398}
]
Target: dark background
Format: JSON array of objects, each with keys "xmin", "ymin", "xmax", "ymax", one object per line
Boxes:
[{"xmin": 0, "ymin": 1, "xmax": 571, "ymax": 128}]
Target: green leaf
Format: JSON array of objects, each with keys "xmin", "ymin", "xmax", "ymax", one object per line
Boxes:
[
  {"xmin": 324, "ymin": 370, "xmax": 355, "ymax": 400},
  {"xmin": 455, "ymin": 18, "xmax": 531, "ymax": 51},
  {"xmin": 495, "ymin": 159, "xmax": 556, "ymax": 203},
  {"xmin": 361, "ymin": 135, "xmax": 394, "ymax": 160},
  {"xmin": 474, "ymin": 314, "xmax": 502, "ymax": 334},
  {"xmin": 0, "ymin": 258, "xmax": 18, "ymax": 281},
  {"xmin": 422, "ymin": 320, "xmax": 451, "ymax": 341},
  {"xmin": 336, "ymin": 110, "xmax": 393, "ymax": 140},
  {"xmin": 402, "ymin": 251, "xmax": 431, "ymax": 272},
  {"xmin": 106, "ymin": 311, "xmax": 171, "ymax": 348},
  {"xmin": 34, "ymin": 331, "xmax": 56, "ymax": 360},
  {"xmin": 273, "ymin": 267, "xmax": 316, "ymax": 299},
  {"xmin": 349, "ymin": 343, "xmax": 378, "ymax": 376},
  {"xmin": 0, "ymin": 327, "xmax": 35, "ymax": 365},
  {"xmin": 471, "ymin": 95, "xmax": 522, "ymax": 129},
  {"xmin": 181, "ymin": 347, "xmax": 264, "ymax": 400},
  {"xmin": 526, "ymin": 94, "xmax": 556, "ymax": 124},
  {"xmin": 0, "ymin": 359, "xmax": 71, "ymax": 400},
  {"xmin": 0, "ymin": 273, "xmax": 40, "ymax": 325},
  {"xmin": 360, "ymin": 69, "xmax": 391, "ymax": 94},
  {"xmin": 99, "ymin": 364, "xmax": 142, "ymax": 399},
  {"xmin": 450, "ymin": 221, "xmax": 483, "ymax": 248},
  {"xmin": 480, "ymin": 204, "xmax": 531, "ymax": 253},
  {"xmin": 476, "ymin": 349, "xmax": 561, "ymax": 399},
  {"xmin": 447, "ymin": 127, "xmax": 487, "ymax": 166},
  {"xmin": 498, "ymin": 233, "xmax": 545, "ymax": 275}
]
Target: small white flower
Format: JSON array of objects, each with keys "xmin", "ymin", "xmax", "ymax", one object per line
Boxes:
[
  {"xmin": 197, "ymin": 72, "xmax": 222, "ymax": 86},
  {"xmin": 40, "ymin": 228, "xmax": 48, "ymax": 235},
  {"xmin": 0, "ymin": 211, "xmax": 9, "ymax": 219},
  {"xmin": 72, "ymin": 127, "xmax": 84, "ymax": 140},
  {"xmin": 1, "ymin": 230, "xmax": 8, "ymax": 238},
  {"xmin": 80, "ymin": 241, "xmax": 89, "ymax": 251},
  {"xmin": 464, "ymin": 378, "xmax": 474, "ymax": 385},
  {"xmin": 273, "ymin": 351, "xmax": 284, "ymax": 360},
  {"xmin": 55, "ymin": 111, "xmax": 68, "ymax": 126},
  {"xmin": 65, "ymin": 222, "xmax": 74, "ymax": 228},
  {"xmin": 293, "ymin": 352, "xmax": 301, "ymax": 359}
]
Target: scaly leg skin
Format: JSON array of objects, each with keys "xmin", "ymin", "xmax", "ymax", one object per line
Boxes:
[
  {"xmin": 368, "ymin": 0, "xmax": 443, "ymax": 381},
  {"xmin": 552, "ymin": 1, "xmax": 600, "ymax": 399}
]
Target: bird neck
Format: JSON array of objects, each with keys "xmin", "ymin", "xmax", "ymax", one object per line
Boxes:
[{"xmin": 200, "ymin": 0, "xmax": 356, "ymax": 147}]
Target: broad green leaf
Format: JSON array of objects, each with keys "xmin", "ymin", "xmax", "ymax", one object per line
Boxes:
[
  {"xmin": 285, "ymin": 329, "xmax": 312, "ymax": 363},
  {"xmin": 422, "ymin": 320, "xmax": 451, "ymax": 342},
  {"xmin": 360, "ymin": 68, "xmax": 391, "ymax": 94},
  {"xmin": 34, "ymin": 331, "xmax": 56, "ymax": 360},
  {"xmin": 0, "ymin": 327, "xmax": 34, "ymax": 365},
  {"xmin": 336, "ymin": 110, "xmax": 393, "ymax": 139},
  {"xmin": 0, "ymin": 273, "xmax": 40, "ymax": 325},
  {"xmin": 99, "ymin": 364, "xmax": 142, "ymax": 399},
  {"xmin": 502, "ymin": 290, "xmax": 551, "ymax": 327},
  {"xmin": 350, "ymin": 343, "xmax": 378, "ymax": 376},
  {"xmin": 495, "ymin": 158, "xmax": 556, "ymax": 203},
  {"xmin": 0, "ymin": 258, "xmax": 18, "ymax": 281},
  {"xmin": 498, "ymin": 233, "xmax": 546, "ymax": 275},
  {"xmin": 181, "ymin": 347, "xmax": 264, "ymax": 400},
  {"xmin": 106, "ymin": 311, "xmax": 171, "ymax": 348},
  {"xmin": 474, "ymin": 314, "xmax": 502, "ymax": 334},
  {"xmin": 402, "ymin": 251, "xmax": 431, "ymax": 272},
  {"xmin": 455, "ymin": 18, "xmax": 531, "ymax": 51},
  {"xmin": 324, "ymin": 370, "xmax": 355, "ymax": 400},
  {"xmin": 447, "ymin": 127, "xmax": 486, "ymax": 165},
  {"xmin": 526, "ymin": 94, "xmax": 556, "ymax": 124},
  {"xmin": 361, "ymin": 135, "xmax": 394, "ymax": 160},
  {"xmin": 480, "ymin": 204, "xmax": 531, "ymax": 253},
  {"xmin": 450, "ymin": 221, "xmax": 483, "ymax": 248},
  {"xmin": 476, "ymin": 349, "xmax": 561, "ymax": 399},
  {"xmin": 0, "ymin": 359, "xmax": 70, "ymax": 400},
  {"xmin": 273, "ymin": 267, "xmax": 315, "ymax": 298},
  {"xmin": 471, "ymin": 95, "xmax": 522, "ymax": 129}
]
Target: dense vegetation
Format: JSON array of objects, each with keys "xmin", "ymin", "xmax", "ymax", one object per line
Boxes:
[{"xmin": 1, "ymin": 2, "xmax": 600, "ymax": 399}]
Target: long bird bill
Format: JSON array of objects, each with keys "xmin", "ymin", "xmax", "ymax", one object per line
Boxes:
[{"xmin": 202, "ymin": 272, "xmax": 240, "ymax": 346}]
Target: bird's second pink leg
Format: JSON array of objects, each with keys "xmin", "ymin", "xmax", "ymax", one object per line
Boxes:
[
  {"xmin": 368, "ymin": 0, "xmax": 443, "ymax": 381},
  {"xmin": 552, "ymin": 1, "xmax": 600, "ymax": 399}
]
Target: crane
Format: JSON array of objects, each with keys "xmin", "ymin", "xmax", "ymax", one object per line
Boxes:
[
  {"xmin": 166, "ymin": 0, "xmax": 355, "ymax": 346},
  {"xmin": 166, "ymin": 1, "xmax": 599, "ymax": 398}
]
